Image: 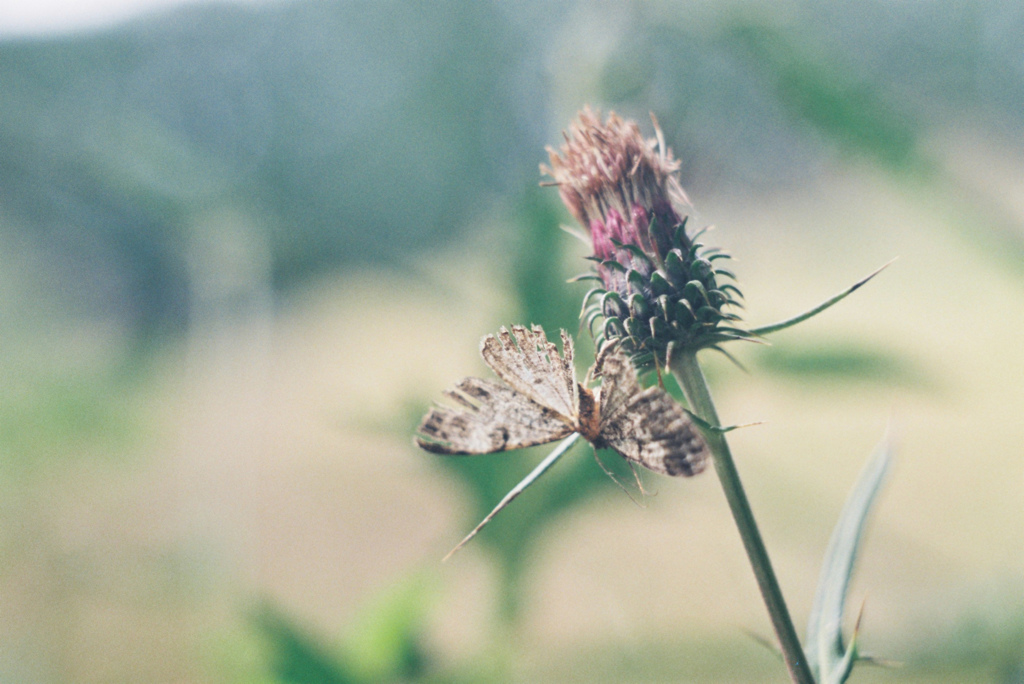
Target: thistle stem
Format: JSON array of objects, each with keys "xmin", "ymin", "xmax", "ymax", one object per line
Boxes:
[{"xmin": 670, "ymin": 351, "xmax": 815, "ymax": 684}]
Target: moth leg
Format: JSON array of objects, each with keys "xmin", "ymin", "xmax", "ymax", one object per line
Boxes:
[
  {"xmin": 627, "ymin": 460, "xmax": 653, "ymax": 498},
  {"xmin": 592, "ymin": 446, "xmax": 646, "ymax": 509}
]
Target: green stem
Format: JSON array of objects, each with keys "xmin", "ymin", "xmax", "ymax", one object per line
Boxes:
[{"xmin": 671, "ymin": 351, "xmax": 815, "ymax": 684}]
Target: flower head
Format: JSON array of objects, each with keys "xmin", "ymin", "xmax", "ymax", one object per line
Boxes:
[
  {"xmin": 541, "ymin": 107, "xmax": 690, "ymax": 266},
  {"xmin": 542, "ymin": 108, "xmax": 749, "ymax": 368}
]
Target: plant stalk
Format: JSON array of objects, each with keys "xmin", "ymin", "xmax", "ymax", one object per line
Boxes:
[{"xmin": 671, "ymin": 350, "xmax": 815, "ymax": 684}]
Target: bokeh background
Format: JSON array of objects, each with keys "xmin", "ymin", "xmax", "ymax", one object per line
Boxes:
[{"xmin": 2, "ymin": 1, "xmax": 1023, "ymax": 681}]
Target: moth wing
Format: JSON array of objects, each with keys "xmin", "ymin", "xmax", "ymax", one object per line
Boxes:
[
  {"xmin": 415, "ymin": 377, "xmax": 574, "ymax": 455},
  {"xmin": 479, "ymin": 325, "xmax": 579, "ymax": 421},
  {"xmin": 595, "ymin": 349, "xmax": 709, "ymax": 477}
]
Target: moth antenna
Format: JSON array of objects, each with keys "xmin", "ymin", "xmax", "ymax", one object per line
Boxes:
[
  {"xmin": 442, "ymin": 433, "xmax": 580, "ymax": 562},
  {"xmin": 592, "ymin": 446, "xmax": 646, "ymax": 509}
]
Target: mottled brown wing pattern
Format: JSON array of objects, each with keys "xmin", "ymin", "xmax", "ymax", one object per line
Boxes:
[
  {"xmin": 415, "ymin": 377, "xmax": 574, "ymax": 455},
  {"xmin": 479, "ymin": 325, "xmax": 579, "ymax": 421},
  {"xmin": 594, "ymin": 348, "xmax": 709, "ymax": 477}
]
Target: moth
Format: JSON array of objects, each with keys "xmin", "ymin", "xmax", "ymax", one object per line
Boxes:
[{"xmin": 415, "ymin": 325, "xmax": 710, "ymax": 557}]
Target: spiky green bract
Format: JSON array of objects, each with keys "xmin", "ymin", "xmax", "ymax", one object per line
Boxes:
[
  {"xmin": 578, "ymin": 219, "xmax": 751, "ymax": 370},
  {"xmin": 750, "ymin": 260, "xmax": 895, "ymax": 338}
]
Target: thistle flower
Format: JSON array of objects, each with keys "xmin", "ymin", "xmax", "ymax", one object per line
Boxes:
[{"xmin": 542, "ymin": 108, "xmax": 750, "ymax": 369}]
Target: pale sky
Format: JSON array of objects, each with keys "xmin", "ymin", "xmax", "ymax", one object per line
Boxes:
[{"xmin": 0, "ymin": 0, "xmax": 265, "ymax": 36}]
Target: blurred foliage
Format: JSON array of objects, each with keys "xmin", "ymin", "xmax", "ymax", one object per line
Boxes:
[
  {"xmin": 754, "ymin": 340, "xmax": 931, "ymax": 388},
  {"xmin": 250, "ymin": 574, "xmax": 436, "ymax": 684},
  {"xmin": 338, "ymin": 573, "xmax": 434, "ymax": 682},
  {"xmin": 600, "ymin": 2, "xmax": 1024, "ymax": 187},
  {"xmin": 0, "ymin": 372, "xmax": 136, "ymax": 462},
  {"xmin": 253, "ymin": 605, "xmax": 355, "ymax": 684},
  {"xmin": 913, "ymin": 591, "xmax": 1024, "ymax": 684},
  {"xmin": 0, "ymin": 0, "xmax": 564, "ymax": 336},
  {"xmin": 508, "ymin": 186, "xmax": 584, "ymax": 338},
  {"xmin": 724, "ymin": 18, "xmax": 921, "ymax": 172}
]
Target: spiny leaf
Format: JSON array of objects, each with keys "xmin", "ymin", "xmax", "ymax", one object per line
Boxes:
[{"xmin": 806, "ymin": 433, "xmax": 892, "ymax": 684}]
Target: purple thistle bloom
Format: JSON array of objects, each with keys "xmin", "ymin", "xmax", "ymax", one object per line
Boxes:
[{"xmin": 542, "ymin": 108, "xmax": 748, "ymax": 367}]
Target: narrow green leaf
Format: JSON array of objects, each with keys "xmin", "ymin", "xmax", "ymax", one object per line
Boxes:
[{"xmin": 806, "ymin": 434, "xmax": 892, "ymax": 683}]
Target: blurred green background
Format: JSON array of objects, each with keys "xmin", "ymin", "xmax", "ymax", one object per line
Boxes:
[{"xmin": 1, "ymin": 1, "xmax": 1023, "ymax": 681}]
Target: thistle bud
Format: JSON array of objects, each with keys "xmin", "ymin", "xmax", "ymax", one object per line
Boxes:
[{"xmin": 542, "ymin": 107, "xmax": 750, "ymax": 368}]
